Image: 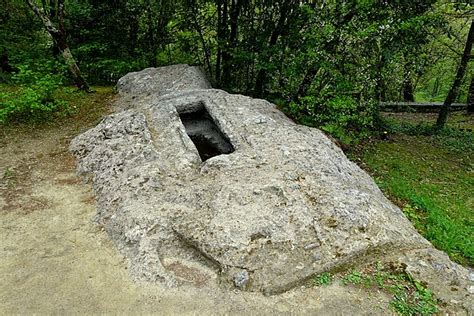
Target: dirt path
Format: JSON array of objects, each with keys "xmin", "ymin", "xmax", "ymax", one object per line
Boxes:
[{"xmin": 0, "ymin": 105, "xmax": 392, "ymax": 314}]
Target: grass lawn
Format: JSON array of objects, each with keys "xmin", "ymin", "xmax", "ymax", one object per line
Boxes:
[{"xmin": 351, "ymin": 112, "xmax": 473, "ymax": 266}]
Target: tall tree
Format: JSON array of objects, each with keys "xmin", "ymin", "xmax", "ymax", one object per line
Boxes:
[
  {"xmin": 436, "ymin": 19, "xmax": 474, "ymax": 128},
  {"xmin": 467, "ymin": 75, "xmax": 474, "ymax": 113},
  {"xmin": 402, "ymin": 60, "xmax": 415, "ymax": 102},
  {"xmin": 221, "ymin": 0, "xmax": 243, "ymax": 87},
  {"xmin": 26, "ymin": 0, "xmax": 90, "ymax": 91},
  {"xmin": 253, "ymin": 0, "xmax": 297, "ymax": 97},
  {"xmin": 215, "ymin": 0, "xmax": 228, "ymax": 86},
  {"xmin": 187, "ymin": 0, "xmax": 213, "ymax": 78}
]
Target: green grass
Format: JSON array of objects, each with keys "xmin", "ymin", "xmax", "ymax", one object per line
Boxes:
[
  {"xmin": 0, "ymin": 84, "xmax": 114, "ymax": 128},
  {"xmin": 1, "ymin": 83, "xmax": 114, "ymax": 125},
  {"xmin": 414, "ymin": 91, "xmax": 446, "ymax": 103},
  {"xmin": 312, "ymin": 263, "xmax": 439, "ymax": 315},
  {"xmin": 53, "ymin": 86, "xmax": 115, "ymax": 123},
  {"xmin": 352, "ymin": 115, "xmax": 473, "ymax": 266},
  {"xmin": 342, "ymin": 264, "xmax": 438, "ymax": 316}
]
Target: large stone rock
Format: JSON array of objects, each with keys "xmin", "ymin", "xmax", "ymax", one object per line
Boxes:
[
  {"xmin": 114, "ymin": 64, "xmax": 211, "ymax": 110},
  {"xmin": 70, "ymin": 65, "xmax": 472, "ymax": 311}
]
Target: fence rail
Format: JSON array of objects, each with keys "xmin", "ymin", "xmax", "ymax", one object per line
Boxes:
[{"xmin": 380, "ymin": 102, "xmax": 466, "ymax": 112}]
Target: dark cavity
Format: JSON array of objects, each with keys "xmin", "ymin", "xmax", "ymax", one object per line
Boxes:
[{"xmin": 179, "ymin": 104, "xmax": 234, "ymax": 161}]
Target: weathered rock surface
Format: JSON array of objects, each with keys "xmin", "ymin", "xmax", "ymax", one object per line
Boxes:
[
  {"xmin": 114, "ymin": 64, "xmax": 211, "ymax": 110},
  {"xmin": 70, "ymin": 65, "xmax": 472, "ymax": 311}
]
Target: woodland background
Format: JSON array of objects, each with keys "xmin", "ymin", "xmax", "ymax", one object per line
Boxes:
[
  {"xmin": 1, "ymin": 1, "xmax": 473, "ymax": 267},
  {"xmin": 1, "ymin": 0, "xmax": 473, "ymax": 140}
]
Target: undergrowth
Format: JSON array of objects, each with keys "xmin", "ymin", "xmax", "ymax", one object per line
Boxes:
[
  {"xmin": 278, "ymin": 94, "xmax": 376, "ymax": 145},
  {"xmin": 312, "ymin": 263, "xmax": 439, "ymax": 315},
  {"xmin": 382, "ymin": 118, "xmax": 474, "ymax": 153},
  {"xmin": 0, "ymin": 85, "xmax": 114, "ymax": 136},
  {"xmin": 0, "ymin": 64, "xmax": 73, "ymax": 123},
  {"xmin": 350, "ymin": 116, "xmax": 473, "ymax": 266}
]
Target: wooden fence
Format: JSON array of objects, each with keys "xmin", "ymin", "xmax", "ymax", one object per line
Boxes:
[{"xmin": 380, "ymin": 102, "xmax": 466, "ymax": 112}]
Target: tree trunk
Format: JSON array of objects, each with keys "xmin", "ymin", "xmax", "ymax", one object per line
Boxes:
[
  {"xmin": 26, "ymin": 0, "xmax": 91, "ymax": 91},
  {"xmin": 221, "ymin": 0, "xmax": 241, "ymax": 87},
  {"xmin": 215, "ymin": 0, "xmax": 224, "ymax": 85},
  {"xmin": 402, "ymin": 61, "xmax": 415, "ymax": 102},
  {"xmin": 0, "ymin": 49, "xmax": 15, "ymax": 73},
  {"xmin": 468, "ymin": 76, "xmax": 474, "ymax": 113},
  {"xmin": 147, "ymin": 0, "xmax": 157, "ymax": 67},
  {"xmin": 254, "ymin": 0, "xmax": 296, "ymax": 97},
  {"xmin": 436, "ymin": 20, "xmax": 474, "ymax": 128},
  {"xmin": 402, "ymin": 77, "xmax": 415, "ymax": 102},
  {"xmin": 189, "ymin": 3, "xmax": 213, "ymax": 79},
  {"xmin": 292, "ymin": 4, "xmax": 356, "ymax": 102},
  {"xmin": 293, "ymin": 66, "xmax": 320, "ymax": 103}
]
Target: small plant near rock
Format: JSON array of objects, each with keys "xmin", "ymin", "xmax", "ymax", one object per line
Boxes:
[
  {"xmin": 3, "ymin": 167, "xmax": 17, "ymax": 187},
  {"xmin": 312, "ymin": 272, "xmax": 332, "ymax": 286},
  {"xmin": 3, "ymin": 167, "xmax": 14, "ymax": 179},
  {"xmin": 401, "ymin": 203, "xmax": 425, "ymax": 229},
  {"xmin": 342, "ymin": 270, "xmax": 365, "ymax": 286},
  {"xmin": 340, "ymin": 263, "xmax": 438, "ymax": 316},
  {"xmin": 389, "ymin": 279, "xmax": 438, "ymax": 316}
]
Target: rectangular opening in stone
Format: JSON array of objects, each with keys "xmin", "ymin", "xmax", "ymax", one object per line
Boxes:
[{"xmin": 179, "ymin": 104, "xmax": 234, "ymax": 161}]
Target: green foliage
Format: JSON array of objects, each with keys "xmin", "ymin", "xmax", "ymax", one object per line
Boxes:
[
  {"xmin": 390, "ymin": 285, "xmax": 438, "ymax": 315},
  {"xmin": 434, "ymin": 127, "xmax": 474, "ymax": 153},
  {"xmin": 0, "ymin": 65, "xmax": 70, "ymax": 123},
  {"xmin": 3, "ymin": 0, "xmax": 471, "ymax": 142},
  {"xmin": 402, "ymin": 203, "xmax": 427, "ymax": 232},
  {"xmin": 312, "ymin": 263, "xmax": 439, "ymax": 315},
  {"xmin": 3, "ymin": 167, "xmax": 14, "ymax": 179},
  {"xmin": 342, "ymin": 270, "xmax": 365, "ymax": 286},
  {"xmin": 356, "ymin": 116, "xmax": 474, "ymax": 266},
  {"xmin": 312, "ymin": 272, "xmax": 332, "ymax": 286},
  {"xmin": 389, "ymin": 277, "xmax": 438, "ymax": 316},
  {"xmin": 82, "ymin": 58, "xmax": 145, "ymax": 84},
  {"xmin": 283, "ymin": 95, "xmax": 376, "ymax": 144},
  {"xmin": 341, "ymin": 264, "xmax": 438, "ymax": 316},
  {"xmin": 414, "ymin": 14, "xmax": 472, "ymax": 103},
  {"xmin": 65, "ymin": 0, "xmax": 177, "ymax": 84},
  {"xmin": 383, "ymin": 118, "xmax": 474, "ymax": 153},
  {"xmin": 0, "ymin": 1, "xmax": 46, "ymax": 67}
]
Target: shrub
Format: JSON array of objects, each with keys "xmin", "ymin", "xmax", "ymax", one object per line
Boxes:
[
  {"xmin": 283, "ymin": 94, "xmax": 377, "ymax": 144},
  {"xmin": 0, "ymin": 65, "xmax": 69, "ymax": 123}
]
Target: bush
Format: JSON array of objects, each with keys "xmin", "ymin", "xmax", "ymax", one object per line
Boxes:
[
  {"xmin": 283, "ymin": 94, "xmax": 377, "ymax": 144},
  {"xmin": 0, "ymin": 64, "xmax": 69, "ymax": 123},
  {"xmin": 81, "ymin": 58, "xmax": 145, "ymax": 85}
]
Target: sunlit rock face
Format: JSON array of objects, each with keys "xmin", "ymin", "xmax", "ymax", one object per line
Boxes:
[
  {"xmin": 70, "ymin": 65, "xmax": 472, "ymax": 311},
  {"xmin": 114, "ymin": 64, "xmax": 211, "ymax": 110}
]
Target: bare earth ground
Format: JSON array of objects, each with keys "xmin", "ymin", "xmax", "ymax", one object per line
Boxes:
[{"xmin": 0, "ymin": 95, "xmax": 397, "ymax": 314}]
